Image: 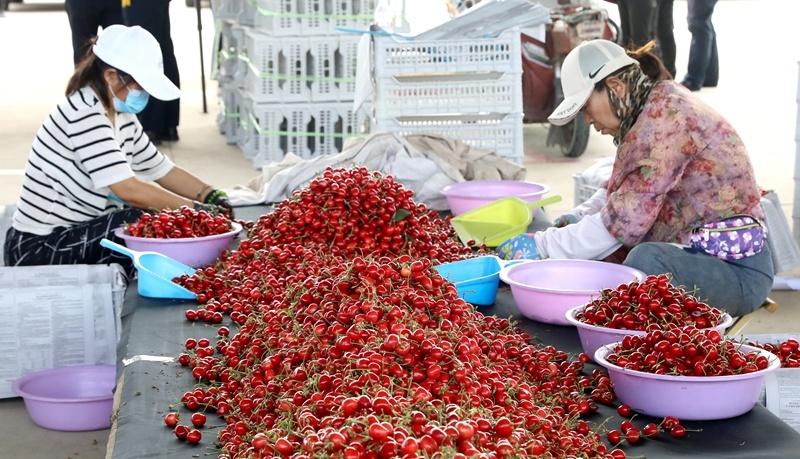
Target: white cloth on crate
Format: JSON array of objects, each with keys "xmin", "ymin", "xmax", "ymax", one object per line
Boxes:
[
  {"xmin": 223, "ymin": 132, "xmax": 526, "ymax": 211},
  {"xmin": 352, "ymin": 33, "xmax": 373, "ymax": 114}
]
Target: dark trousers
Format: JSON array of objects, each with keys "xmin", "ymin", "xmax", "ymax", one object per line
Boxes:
[
  {"xmin": 4, "ymin": 209, "xmax": 144, "ymax": 280},
  {"xmin": 685, "ymin": 0, "xmax": 719, "ymax": 87},
  {"xmin": 122, "ymin": 0, "xmax": 180, "ymax": 134},
  {"xmin": 65, "ymin": 0, "xmax": 123, "ymax": 65},
  {"xmin": 656, "ymin": 0, "xmax": 676, "ymax": 78},
  {"xmin": 617, "ymin": 0, "xmax": 657, "ymax": 49}
]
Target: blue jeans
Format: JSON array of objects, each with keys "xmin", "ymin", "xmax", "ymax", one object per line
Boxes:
[
  {"xmin": 623, "ymin": 242, "xmax": 774, "ymax": 317},
  {"xmin": 684, "ymin": 0, "xmax": 719, "ymax": 87}
]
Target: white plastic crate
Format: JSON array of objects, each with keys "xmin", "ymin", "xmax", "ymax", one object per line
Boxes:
[
  {"xmin": 253, "ymin": 0, "xmax": 302, "ymax": 36},
  {"xmin": 373, "ymin": 28, "xmax": 521, "ymax": 78},
  {"xmin": 252, "ymin": 0, "xmax": 374, "ymax": 36},
  {"xmin": 572, "ymin": 157, "xmax": 614, "ymax": 206},
  {"xmin": 373, "ymin": 113, "xmax": 523, "ymax": 163},
  {"xmin": 242, "ymin": 30, "xmax": 311, "ymax": 102},
  {"xmin": 240, "ymin": 101, "xmax": 370, "ymax": 167},
  {"xmin": 231, "ymin": 24, "xmax": 249, "ymax": 88},
  {"xmin": 375, "ymin": 71, "xmax": 522, "ymax": 118},
  {"xmin": 572, "ymin": 173, "xmax": 599, "ymax": 207},
  {"xmin": 239, "ymin": 0, "xmax": 257, "ymax": 26},
  {"xmin": 215, "ymin": 20, "xmax": 239, "ymax": 81},
  {"xmin": 243, "ymin": 31, "xmax": 361, "ymax": 102},
  {"xmin": 211, "ymin": 0, "xmax": 242, "ymax": 21},
  {"xmin": 308, "ymin": 37, "xmax": 338, "ymax": 102},
  {"xmin": 335, "ymin": 34, "xmax": 360, "ymax": 100},
  {"xmin": 237, "ymin": 97, "xmax": 258, "ymax": 159},
  {"xmin": 330, "ymin": 0, "xmax": 375, "ymax": 32},
  {"xmin": 219, "ymin": 86, "xmax": 244, "ymax": 145},
  {"xmin": 309, "ymin": 34, "xmax": 361, "ymax": 102},
  {"xmin": 301, "ymin": 0, "xmax": 330, "ymax": 35},
  {"xmin": 216, "ymin": 81, "xmax": 228, "ymax": 135}
]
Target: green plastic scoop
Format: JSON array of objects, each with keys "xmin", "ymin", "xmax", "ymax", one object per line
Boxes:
[{"xmin": 450, "ymin": 194, "xmax": 563, "ymax": 247}]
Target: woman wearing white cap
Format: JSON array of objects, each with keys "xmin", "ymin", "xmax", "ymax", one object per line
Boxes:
[
  {"xmin": 4, "ymin": 25, "xmax": 232, "ymax": 278},
  {"xmin": 498, "ymin": 39, "xmax": 773, "ymax": 317}
]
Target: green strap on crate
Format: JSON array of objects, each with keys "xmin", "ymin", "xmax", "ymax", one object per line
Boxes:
[
  {"xmin": 239, "ymin": 115, "xmax": 249, "ymax": 131},
  {"xmin": 218, "ymin": 98, "xmax": 240, "ymax": 119},
  {"xmin": 210, "ymin": 19, "xmax": 224, "ymax": 80},
  {"xmin": 248, "ymin": 113, "xmax": 367, "ymax": 139},
  {"xmin": 239, "ymin": 55, "xmax": 355, "ymax": 83}
]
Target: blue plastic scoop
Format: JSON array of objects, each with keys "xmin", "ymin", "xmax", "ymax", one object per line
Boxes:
[{"xmin": 100, "ymin": 239, "xmax": 196, "ymax": 300}]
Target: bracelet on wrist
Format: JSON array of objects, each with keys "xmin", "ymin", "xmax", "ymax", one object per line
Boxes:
[{"xmin": 195, "ymin": 184, "xmax": 213, "ymax": 202}]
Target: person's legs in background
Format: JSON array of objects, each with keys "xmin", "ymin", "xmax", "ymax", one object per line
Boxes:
[
  {"xmin": 682, "ymin": 0, "xmax": 719, "ymax": 90},
  {"xmin": 66, "ymin": 0, "xmax": 99, "ymax": 65},
  {"xmin": 616, "ymin": 0, "xmax": 631, "ymax": 49},
  {"xmin": 98, "ymin": 0, "xmax": 123, "ymax": 39},
  {"xmin": 623, "ymin": 242, "xmax": 774, "ymax": 318},
  {"xmin": 616, "ymin": 0, "xmax": 658, "ymax": 49},
  {"xmin": 65, "ymin": 0, "xmax": 122, "ymax": 65},
  {"xmin": 122, "ymin": 0, "xmax": 180, "ymax": 145},
  {"xmin": 655, "ymin": 0, "xmax": 676, "ymax": 78}
]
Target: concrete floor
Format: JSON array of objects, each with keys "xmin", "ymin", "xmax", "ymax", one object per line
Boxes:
[{"xmin": 0, "ymin": 1, "xmax": 799, "ymax": 458}]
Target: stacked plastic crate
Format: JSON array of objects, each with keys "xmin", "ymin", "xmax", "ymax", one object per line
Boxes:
[
  {"xmin": 370, "ymin": 28, "xmax": 524, "ymax": 163},
  {"xmin": 212, "ymin": 0, "xmax": 374, "ymax": 168},
  {"xmin": 213, "ymin": 4, "xmax": 246, "ymax": 147}
]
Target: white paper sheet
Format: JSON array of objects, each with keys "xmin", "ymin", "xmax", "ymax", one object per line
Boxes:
[
  {"xmin": 772, "ymin": 276, "xmax": 800, "ymax": 291},
  {"xmin": 746, "ymin": 333, "xmax": 800, "ymax": 433},
  {"xmin": 0, "ymin": 265, "xmax": 124, "ymax": 398}
]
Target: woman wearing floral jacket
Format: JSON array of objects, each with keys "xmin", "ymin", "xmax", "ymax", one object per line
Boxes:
[{"xmin": 498, "ymin": 39, "xmax": 773, "ymax": 317}]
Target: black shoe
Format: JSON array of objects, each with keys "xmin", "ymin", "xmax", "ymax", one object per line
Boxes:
[
  {"xmin": 679, "ymin": 80, "xmax": 701, "ymax": 92},
  {"xmin": 703, "ymin": 82, "xmax": 718, "ymax": 88},
  {"xmin": 161, "ymin": 127, "xmax": 179, "ymax": 142},
  {"xmin": 145, "ymin": 131, "xmax": 162, "ymax": 145}
]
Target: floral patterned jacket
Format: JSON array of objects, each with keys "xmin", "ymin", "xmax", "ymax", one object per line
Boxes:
[{"xmin": 600, "ymin": 80, "xmax": 764, "ymax": 247}]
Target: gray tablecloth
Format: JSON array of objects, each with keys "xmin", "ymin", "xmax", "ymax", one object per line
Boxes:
[{"xmin": 107, "ymin": 206, "xmax": 800, "ymax": 459}]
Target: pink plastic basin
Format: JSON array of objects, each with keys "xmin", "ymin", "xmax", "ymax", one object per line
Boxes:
[
  {"xmin": 499, "ymin": 260, "xmax": 645, "ymax": 325},
  {"xmin": 114, "ymin": 222, "xmax": 242, "ymax": 268},
  {"xmin": 595, "ymin": 344, "xmax": 779, "ymax": 421},
  {"xmin": 441, "ymin": 180, "xmax": 550, "ymax": 216},
  {"xmin": 565, "ymin": 305, "xmax": 734, "ymax": 361},
  {"xmin": 12, "ymin": 365, "xmax": 116, "ymax": 431}
]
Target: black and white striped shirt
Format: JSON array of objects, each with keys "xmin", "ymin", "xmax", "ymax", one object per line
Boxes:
[{"xmin": 12, "ymin": 87, "xmax": 174, "ymax": 236}]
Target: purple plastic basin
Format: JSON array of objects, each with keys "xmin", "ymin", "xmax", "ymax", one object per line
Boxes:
[
  {"xmin": 565, "ymin": 306, "xmax": 734, "ymax": 361},
  {"xmin": 440, "ymin": 180, "xmax": 550, "ymax": 216},
  {"xmin": 499, "ymin": 259, "xmax": 645, "ymax": 325},
  {"xmin": 595, "ymin": 344, "xmax": 779, "ymax": 420},
  {"xmin": 12, "ymin": 365, "xmax": 116, "ymax": 431},
  {"xmin": 114, "ymin": 222, "xmax": 242, "ymax": 268}
]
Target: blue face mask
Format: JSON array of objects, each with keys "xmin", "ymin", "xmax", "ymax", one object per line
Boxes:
[{"xmin": 111, "ymin": 75, "xmax": 150, "ymax": 114}]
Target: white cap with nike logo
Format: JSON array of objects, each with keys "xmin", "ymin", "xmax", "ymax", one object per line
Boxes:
[{"xmin": 548, "ymin": 39, "xmax": 638, "ymax": 126}]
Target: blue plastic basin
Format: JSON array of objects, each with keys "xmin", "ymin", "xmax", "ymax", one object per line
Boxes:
[{"xmin": 435, "ymin": 256, "xmax": 522, "ymax": 306}]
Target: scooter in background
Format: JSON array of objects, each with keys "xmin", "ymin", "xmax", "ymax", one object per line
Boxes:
[{"xmin": 520, "ymin": 0, "xmax": 620, "ymax": 158}]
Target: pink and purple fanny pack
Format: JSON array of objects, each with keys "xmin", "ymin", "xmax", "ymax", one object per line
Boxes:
[{"xmin": 689, "ymin": 214, "xmax": 767, "ymax": 261}]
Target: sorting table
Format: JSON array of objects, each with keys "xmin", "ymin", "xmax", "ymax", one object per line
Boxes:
[{"xmin": 106, "ymin": 206, "xmax": 800, "ymax": 459}]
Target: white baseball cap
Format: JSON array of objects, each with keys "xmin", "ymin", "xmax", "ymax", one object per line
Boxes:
[
  {"xmin": 548, "ymin": 39, "xmax": 638, "ymax": 126},
  {"xmin": 93, "ymin": 25, "xmax": 180, "ymax": 101}
]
